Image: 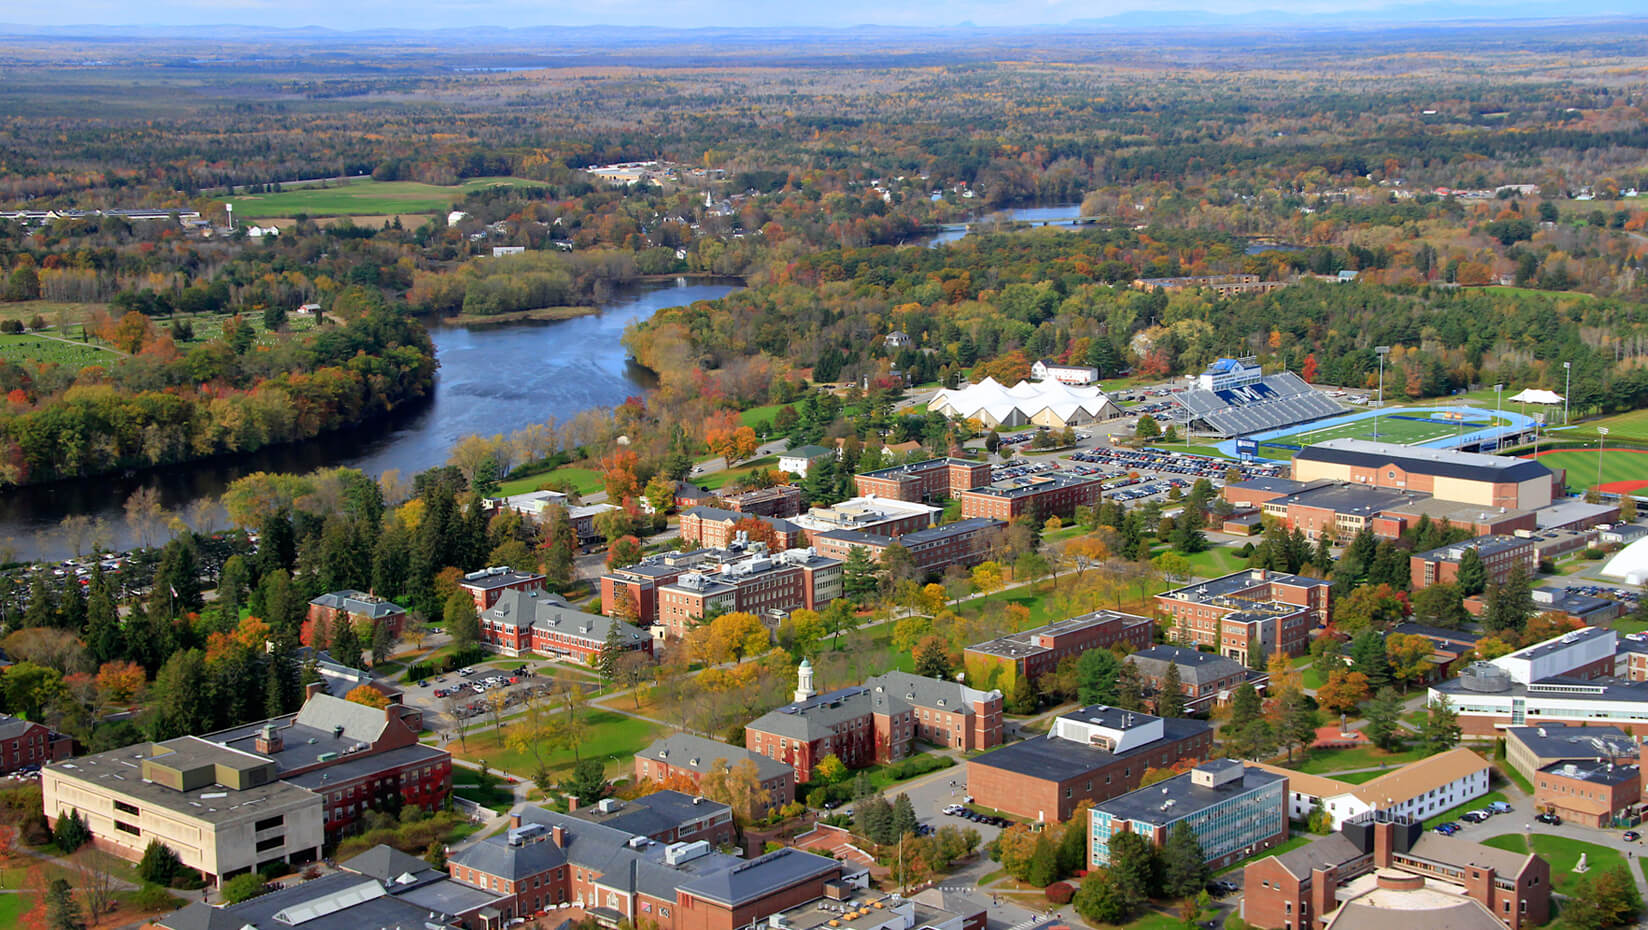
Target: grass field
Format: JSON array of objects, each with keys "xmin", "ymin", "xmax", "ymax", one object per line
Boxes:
[
  {"xmin": 1267, "ymin": 410, "xmax": 1508, "ymax": 453},
  {"xmin": 1481, "ymin": 833, "xmax": 1625, "ymax": 894},
  {"xmin": 1522, "ymin": 447, "xmax": 1648, "ymax": 493},
  {"xmin": 497, "ymin": 466, "xmax": 606, "ymax": 498},
  {"xmin": 444, "ymin": 708, "xmax": 661, "ymax": 781},
  {"xmin": 0, "ymin": 894, "xmax": 30, "ymax": 926},
  {"xmin": 1289, "ymin": 742, "xmax": 1433, "ymax": 774},
  {"xmin": 1569, "ymin": 407, "xmax": 1648, "ymax": 437},
  {"xmin": 1420, "ymin": 790, "xmax": 1509, "ymax": 829},
  {"xmin": 226, "ymin": 176, "xmax": 544, "ymax": 219},
  {"xmin": 0, "ymin": 331, "xmax": 123, "ymax": 366}
]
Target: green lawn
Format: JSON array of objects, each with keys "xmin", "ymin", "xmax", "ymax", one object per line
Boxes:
[
  {"xmin": 1215, "ymin": 833, "xmax": 1315, "ymax": 874},
  {"xmin": 1183, "ymin": 546, "xmax": 1249, "ymax": 579},
  {"xmin": 0, "ymin": 894, "xmax": 31, "ymax": 926},
  {"xmin": 452, "ymin": 767, "xmax": 518, "ymax": 812},
  {"xmin": 1497, "ymin": 761, "xmax": 1534, "ymax": 795},
  {"xmin": 0, "ymin": 331, "xmax": 123, "ymax": 367},
  {"xmin": 697, "ymin": 455, "xmax": 780, "ymax": 491},
  {"xmin": 226, "ymin": 176, "xmax": 543, "ymax": 219},
  {"xmin": 446, "ymin": 709, "xmax": 661, "ymax": 781},
  {"xmin": 1273, "ymin": 409, "xmax": 1510, "ymax": 451},
  {"xmin": 1332, "ymin": 769, "xmax": 1385, "ymax": 785},
  {"xmin": 1571, "ymin": 407, "xmax": 1648, "ymax": 438},
  {"xmin": 1289, "ymin": 743, "xmax": 1432, "ymax": 774},
  {"xmin": 1420, "ymin": 791, "xmax": 1508, "ymax": 829},
  {"xmin": 1480, "ymin": 833, "xmax": 1625, "ymax": 894},
  {"xmin": 1521, "ymin": 447, "xmax": 1648, "ymax": 492},
  {"xmin": 739, "ymin": 402, "xmax": 790, "ymax": 429},
  {"xmin": 497, "ymin": 466, "xmax": 606, "ymax": 498}
]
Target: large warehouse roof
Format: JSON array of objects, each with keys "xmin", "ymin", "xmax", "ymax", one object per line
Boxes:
[{"xmin": 1294, "ymin": 438, "xmax": 1553, "ymax": 483}]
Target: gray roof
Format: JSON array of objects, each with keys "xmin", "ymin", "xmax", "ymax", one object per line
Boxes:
[
  {"xmin": 1280, "ymin": 483, "xmax": 1419, "ymax": 516},
  {"xmin": 1392, "ymin": 623, "xmax": 1480, "ymax": 648},
  {"xmin": 1269, "ymin": 832, "xmax": 1364, "ymax": 880},
  {"xmin": 1297, "ymin": 439, "xmax": 1552, "ymax": 483},
  {"xmin": 784, "ymin": 445, "xmax": 834, "ymax": 460},
  {"xmin": 968, "ymin": 610, "xmax": 1152, "ymax": 660},
  {"xmin": 1096, "ymin": 763, "xmax": 1285, "ymax": 826},
  {"xmin": 460, "ymin": 567, "xmax": 545, "ymax": 590},
  {"xmin": 46, "ymin": 740, "xmax": 318, "ymax": 826},
  {"xmin": 749, "ymin": 687, "xmax": 875, "ymax": 741},
  {"xmin": 205, "ymin": 693, "xmax": 402, "ymax": 775},
  {"xmin": 969, "ymin": 717, "xmax": 1212, "ymax": 782},
  {"xmin": 448, "ymin": 835, "xmax": 567, "ymax": 880},
  {"xmin": 1536, "ymin": 499, "xmax": 1618, "ymax": 530},
  {"xmin": 341, "ymin": 844, "xmax": 440, "ymax": 883},
  {"xmin": 309, "ymin": 590, "xmax": 407, "ymax": 620},
  {"xmin": 1127, "ymin": 646, "xmax": 1247, "ymax": 687},
  {"xmin": 153, "ymin": 867, "xmax": 499, "ymax": 930},
  {"xmin": 1505, "ymin": 724, "xmax": 1639, "ymax": 762},
  {"xmin": 1406, "ymin": 832, "xmax": 1533, "ymax": 877},
  {"xmin": 484, "ymin": 588, "xmax": 648, "ymax": 646},
  {"xmin": 1539, "ymin": 759, "xmax": 1640, "ymax": 786},
  {"xmin": 572, "ymin": 790, "xmax": 731, "ymax": 837},
  {"xmin": 285, "ymin": 743, "xmax": 448, "ymax": 791},
  {"xmin": 675, "ymin": 847, "xmax": 842, "ymax": 907},
  {"xmin": 637, "ymin": 733, "xmax": 793, "ymax": 781},
  {"xmin": 1414, "ymin": 534, "xmax": 1532, "ymax": 564},
  {"xmin": 1229, "ymin": 477, "xmax": 1321, "ymax": 496},
  {"xmin": 396, "ymin": 879, "xmax": 511, "ymax": 916},
  {"xmin": 0, "ymin": 713, "xmax": 43, "ymax": 741}
]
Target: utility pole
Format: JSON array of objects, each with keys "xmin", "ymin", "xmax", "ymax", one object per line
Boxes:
[{"xmin": 1374, "ymin": 346, "xmax": 1390, "ymax": 441}]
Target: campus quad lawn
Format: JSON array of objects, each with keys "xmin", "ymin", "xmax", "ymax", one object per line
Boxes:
[
  {"xmin": 226, "ymin": 176, "xmax": 542, "ymax": 219},
  {"xmin": 1480, "ymin": 834, "xmax": 1625, "ymax": 894},
  {"xmin": 452, "ymin": 767, "xmax": 517, "ymax": 812},
  {"xmin": 0, "ymin": 894, "xmax": 30, "ymax": 926},
  {"xmin": 445, "ymin": 709, "xmax": 661, "ymax": 781},
  {"xmin": 1289, "ymin": 743, "xmax": 1432, "ymax": 774},
  {"xmin": 1520, "ymin": 448, "xmax": 1648, "ymax": 492},
  {"xmin": 496, "ymin": 466, "xmax": 606, "ymax": 498},
  {"xmin": 1419, "ymin": 790, "xmax": 1509, "ymax": 829},
  {"xmin": 1183, "ymin": 546, "xmax": 1248, "ymax": 578}
]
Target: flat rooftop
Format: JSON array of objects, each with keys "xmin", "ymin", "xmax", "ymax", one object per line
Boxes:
[
  {"xmin": 969, "ymin": 717, "xmax": 1211, "ymax": 782},
  {"xmin": 966, "ymin": 610, "xmax": 1150, "ymax": 658},
  {"xmin": 1414, "ymin": 535, "xmax": 1532, "ymax": 563},
  {"xmin": 1097, "ymin": 763, "xmax": 1284, "ymax": 825},
  {"xmin": 963, "ymin": 472, "xmax": 1099, "ymax": 499},
  {"xmin": 1539, "ymin": 759, "xmax": 1640, "ymax": 786},
  {"xmin": 47, "ymin": 744, "xmax": 316, "ymax": 825}
]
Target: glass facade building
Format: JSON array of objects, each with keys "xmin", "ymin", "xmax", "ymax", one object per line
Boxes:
[{"xmin": 1090, "ymin": 762, "xmax": 1287, "ymax": 868}]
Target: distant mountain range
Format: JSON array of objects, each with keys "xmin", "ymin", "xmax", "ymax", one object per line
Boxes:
[{"xmin": 0, "ymin": 6, "xmax": 1643, "ymax": 41}]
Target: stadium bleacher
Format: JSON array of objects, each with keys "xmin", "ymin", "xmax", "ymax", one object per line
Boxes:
[{"xmin": 1171, "ymin": 372, "xmax": 1344, "ymax": 438}]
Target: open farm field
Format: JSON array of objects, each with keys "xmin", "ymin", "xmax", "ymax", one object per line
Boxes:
[{"xmin": 226, "ymin": 177, "xmax": 543, "ymax": 218}]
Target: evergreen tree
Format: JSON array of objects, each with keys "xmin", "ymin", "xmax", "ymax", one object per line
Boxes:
[
  {"xmin": 143, "ymin": 650, "xmax": 213, "ymax": 740},
  {"xmin": 1277, "ymin": 690, "xmax": 1320, "ymax": 763},
  {"xmin": 445, "ymin": 591, "xmax": 480, "ymax": 650},
  {"xmin": 22, "ymin": 575, "xmax": 56, "ymax": 628},
  {"xmin": 217, "ymin": 554, "xmax": 250, "ymax": 620},
  {"xmin": 1158, "ymin": 662, "xmax": 1186, "ymax": 718},
  {"xmin": 1007, "ymin": 673, "xmax": 1038, "ymax": 714},
  {"xmin": 1455, "ymin": 547, "xmax": 1488, "ymax": 597},
  {"xmin": 1483, "ymin": 563, "xmax": 1534, "ymax": 634},
  {"xmin": 138, "ymin": 839, "xmax": 182, "ymax": 886},
  {"xmin": 914, "ymin": 638, "xmax": 952, "ymax": 679},
  {"xmin": 891, "ymin": 793, "xmax": 919, "ymax": 838},
  {"xmin": 1107, "ymin": 830, "xmax": 1158, "ymax": 901},
  {"xmin": 53, "ymin": 808, "xmax": 89, "ymax": 853},
  {"xmin": 330, "ymin": 618, "xmax": 364, "ymax": 669},
  {"xmin": 1364, "ymin": 687, "xmax": 1405, "ymax": 751},
  {"xmin": 1076, "ymin": 648, "xmax": 1122, "ymax": 706},
  {"xmin": 1348, "ymin": 630, "xmax": 1392, "ymax": 690},
  {"xmin": 842, "ymin": 546, "xmax": 880, "ymax": 601},
  {"xmin": 851, "ymin": 770, "xmax": 874, "ymax": 800},
  {"xmin": 1420, "ymin": 698, "xmax": 1462, "ymax": 754},
  {"xmin": 46, "ymin": 877, "xmax": 85, "ymax": 930},
  {"xmin": 561, "ymin": 759, "xmax": 612, "ymax": 806},
  {"xmin": 1025, "ymin": 832, "xmax": 1059, "ymax": 887},
  {"xmin": 84, "ymin": 566, "xmax": 122, "ymax": 664},
  {"xmin": 1159, "ymin": 821, "xmax": 1210, "ymax": 899},
  {"xmin": 256, "ymin": 511, "xmax": 297, "ymax": 577},
  {"xmin": 597, "ymin": 623, "xmax": 624, "ymax": 680},
  {"xmin": 1116, "ymin": 662, "xmax": 1146, "ymax": 712},
  {"xmin": 1075, "ymin": 870, "xmax": 1135, "ymax": 925},
  {"xmin": 1229, "ymin": 683, "xmax": 1261, "ymax": 729},
  {"xmin": 857, "ymin": 797, "xmax": 893, "ymax": 844},
  {"xmin": 1311, "ymin": 534, "xmax": 1334, "ymax": 574}
]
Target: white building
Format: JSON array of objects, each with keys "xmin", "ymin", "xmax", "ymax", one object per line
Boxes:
[
  {"xmin": 930, "ymin": 377, "xmax": 1122, "ymax": 428},
  {"xmin": 1031, "ymin": 359, "xmax": 1100, "ymax": 385},
  {"xmin": 1428, "ymin": 628, "xmax": 1648, "ymax": 737},
  {"xmin": 1252, "ymin": 748, "xmax": 1490, "ymax": 829},
  {"xmin": 1194, "ymin": 357, "xmax": 1264, "ymax": 392}
]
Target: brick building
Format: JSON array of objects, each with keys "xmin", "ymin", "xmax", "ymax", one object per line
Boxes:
[
  {"xmin": 1241, "ymin": 812, "xmax": 1550, "ymax": 930},
  {"xmin": 679, "ymin": 507, "xmax": 802, "ymax": 550},
  {"xmin": 1409, "ymin": 535, "xmax": 1537, "ymax": 591},
  {"xmin": 635, "ymin": 733, "xmax": 797, "ymax": 813},
  {"xmin": 655, "ymin": 547, "xmax": 842, "ymax": 640},
  {"xmin": 1155, "ymin": 569, "xmax": 1331, "ymax": 666},
  {"xmin": 568, "ymin": 791, "xmax": 737, "ymax": 848},
  {"xmin": 1504, "ymin": 725, "xmax": 1639, "ymax": 785},
  {"xmin": 854, "ymin": 458, "xmax": 993, "ymax": 503},
  {"xmin": 1124, "ymin": 646, "xmax": 1253, "ymax": 714},
  {"xmin": 306, "ymin": 590, "xmax": 407, "ymax": 641},
  {"xmin": 1225, "ymin": 478, "xmax": 1536, "ymax": 543},
  {"xmin": 0, "ymin": 714, "xmax": 71, "ymax": 774},
  {"xmin": 1465, "ymin": 585, "xmax": 1623, "ymax": 627},
  {"xmin": 812, "ymin": 518, "xmax": 1004, "ymax": 580},
  {"xmin": 720, "ymin": 484, "xmax": 805, "ymax": 518},
  {"xmin": 446, "ymin": 803, "xmax": 847, "ymax": 930},
  {"xmin": 481, "ymin": 588, "xmax": 653, "ymax": 661},
  {"xmin": 745, "ymin": 666, "xmax": 1003, "ymax": 783},
  {"xmin": 1291, "ymin": 439, "xmax": 1556, "ymax": 511},
  {"xmin": 966, "ymin": 706, "xmax": 1212, "ymax": 823},
  {"xmin": 1535, "ymin": 760, "xmax": 1641, "ymax": 827},
  {"xmin": 963, "ymin": 610, "xmax": 1155, "ymax": 694},
  {"xmin": 458, "ymin": 566, "xmax": 547, "ymax": 612},
  {"xmin": 958, "ymin": 472, "xmax": 1103, "ymax": 522}
]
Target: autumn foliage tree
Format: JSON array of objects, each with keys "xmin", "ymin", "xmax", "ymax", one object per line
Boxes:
[
  {"xmin": 1315, "ymin": 669, "xmax": 1371, "ymax": 716},
  {"xmin": 344, "ymin": 684, "xmax": 391, "ymax": 709}
]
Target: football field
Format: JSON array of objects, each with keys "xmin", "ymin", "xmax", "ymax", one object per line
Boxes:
[{"xmin": 1261, "ymin": 411, "xmax": 1506, "ymax": 454}]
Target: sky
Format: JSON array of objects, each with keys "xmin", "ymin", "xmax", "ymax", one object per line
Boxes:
[{"xmin": 0, "ymin": 0, "xmax": 1635, "ymax": 31}]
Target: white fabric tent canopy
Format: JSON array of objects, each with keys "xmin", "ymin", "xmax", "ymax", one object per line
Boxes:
[{"xmin": 1508, "ymin": 388, "xmax": 1563, "ymax": 404}]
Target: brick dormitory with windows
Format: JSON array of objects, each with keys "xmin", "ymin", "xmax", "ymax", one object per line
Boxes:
[
  {"xmin": 967, "ymin": 705, "xmax": 1213, "ymax": 823},
  {"xmin": 1124, "ymin": 646, "xmax": 1259, "ymax": 714},
  {"xmin": 635, "ymin": 733, "xmax": 797, "ymax": 813},
  {"xmin": 679, "ymin": 506, "xmax": 802, "ymax": 550},
  {"xmin": 480, "ymin": 587, "xmax": 654, "ymax": 661},
  {"xmin": 653, "ymin": 546, "xmax": 842, "ymax": 640},
  {"xmin": 963, "ymin": 610, "xmax": 1155, "ymax": 694},
  {"xmin": 41, "ymin": 693, "xmax": 450, "ymax": 886},
  {"xmin": 1155, "ymin": 569, "xmax": 1331, "ymax": 666},
  {"xmin": 457, "ymin": 565, "xmax": 547, "ymax": 612},
  {"xmin": 853, "ymin": 457, "xmax": 993, "ymax": 503},
  {"xmin": 745, "ymin": 663, "xmax": 1003, "ymax": 783},
  {"xmin": 1409, "ymin": 534, "xmax": 1538, "ymax": 591},
  {"xmin": 957, "ymin": 472, "xmax": 1103, "ymax": 522},
  {"xmin": 307, "ymin": 590, "xmax": 408, "ymax": 642},
  {"xmin": 812, "ymin": 517, "xmax": 1004, "ymax": 580},
  {"xmin": 0, "ymin": 713, "xmax": 71, "ymax": 774}
]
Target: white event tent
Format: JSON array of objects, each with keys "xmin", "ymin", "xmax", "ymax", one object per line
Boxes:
[{"xmin": 930, "ymin": 377, "xmax": 1121, "ymax": 428}]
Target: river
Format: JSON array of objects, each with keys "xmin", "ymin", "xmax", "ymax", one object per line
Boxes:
[
  {"xmin": 923, "ymin": 203, "xmax": 1085, "ymax": 248},
  {"xmin": 0, "ymin": 280, "xmax": 740, "ymax": 562}
]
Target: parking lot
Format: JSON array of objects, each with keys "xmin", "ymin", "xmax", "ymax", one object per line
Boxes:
[
  {"xmin": 891, "ymin": 761, "xmax": 1009, "ymax": 844},
  {"xmin": 1068, "ymin": 445, "xmax": 1285, "ymax": 482}
]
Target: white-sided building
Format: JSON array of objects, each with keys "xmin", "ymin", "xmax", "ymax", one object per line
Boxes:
[
  {"xmin": 1428, "ymin": 627, "xmax": 1648, "ymax": 738},
  {"xmin": 1195, "ymin": 357, "xmax": 1263, "ymax": 392},
  {"xmin": 1031, "ymin": 359, "xmax": 1100, "ymax": 385},
  {"xmin": 1251, "ymin": 748, "xmax": 1491, "ymax": 829}
]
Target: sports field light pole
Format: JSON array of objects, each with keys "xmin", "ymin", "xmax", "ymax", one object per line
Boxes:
[
  {"xmin": 1374, "ymin": 346, "xmax": 1390, "ymax": 441},
  {"xmin": 1599, "ymin": 427, "xmax": 1610, "ymax": 491},
  {"xmin": 1494, "ymin": 383, "xmax": 1503, "ymax": 418},
  {"xmin": 1563, "ymin": 361, "xmax": 1571, "ymax": 426}
]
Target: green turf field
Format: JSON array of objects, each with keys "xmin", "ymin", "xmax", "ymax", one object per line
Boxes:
[
  {"xmin": 226, "ymin": 176, "xmax": 544, "ymax": 219},
  {"xmin": 1524, "ymin": 447, "xmax": 1648, "ymax": 492},
  {"xmin": 1264, "ymin": 410, "xmax": 1507, "ymax": 453}
]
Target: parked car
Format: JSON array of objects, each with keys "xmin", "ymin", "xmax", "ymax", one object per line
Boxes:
[
  {"xmin": 1489, "ymin": 801, "xmax": 1513, "ymax": 814},
  {"xmin": 1535, "ymin": 813, "xmax": 1561, "ymax": 826},
  {"xmin": 1435, "ymin": 823, "xmax": 1459, "ymax": 836},
  {"xmin": 417, "ymin": 679, "xmax": 429, "ymax": 688},
  {"xmin": 1625, "ymin": 831, "xmax": 1641, "ymax": 842},
  {"xmin": 1459, "ymin": 811, "xmax": 1489, "ymax": 824}
]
